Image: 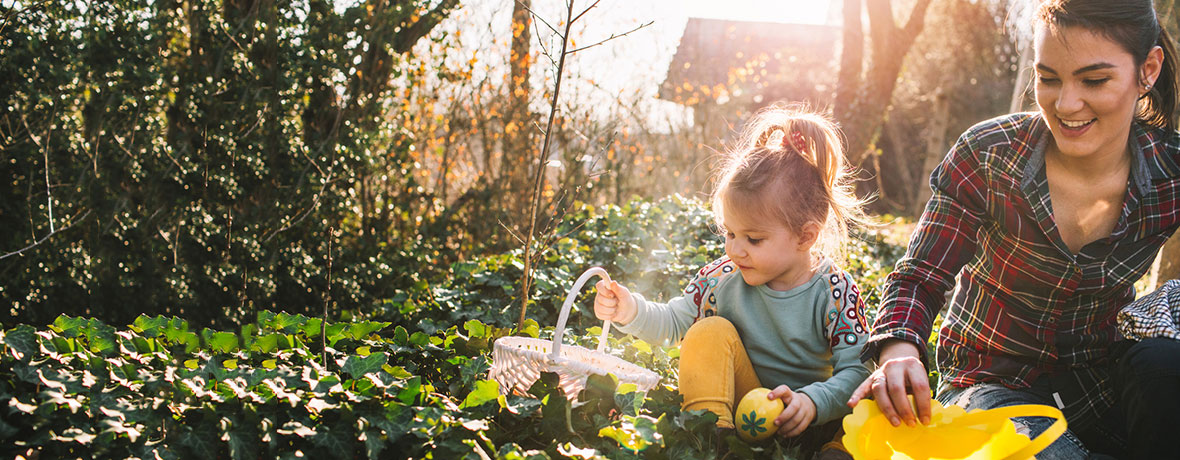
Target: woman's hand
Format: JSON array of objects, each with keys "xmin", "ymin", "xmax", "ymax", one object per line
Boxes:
[
  {"xmin": 593, "ymin": 280, "xmax": 637, "ymax": 325},
  {"xmin": 847, "ymin": 339, "xmax": 932, "ymax": 427},
  {"xmin": 768, "ymin": 386, "xmax": 816, "ymax": 438}
]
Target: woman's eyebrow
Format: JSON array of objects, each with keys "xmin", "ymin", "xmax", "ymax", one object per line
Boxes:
[{"xmin": 1035, "ymin": 62, "xmax": 1116, "ymax": 75}]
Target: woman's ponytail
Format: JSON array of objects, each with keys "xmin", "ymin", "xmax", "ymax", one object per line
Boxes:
[{"xmin": 1144, "ymin": 27, "xmax": 1178, "ymax": 132}]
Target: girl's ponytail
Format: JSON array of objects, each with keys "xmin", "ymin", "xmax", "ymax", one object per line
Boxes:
[{"xmin": 714, "ymin": 104, "xmax": 871, "ymax": 263}]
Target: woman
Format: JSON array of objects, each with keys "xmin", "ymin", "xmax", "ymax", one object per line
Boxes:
[{"xmin": 848, "ymin": 0, "xmax": 1180, "ymax": 458}]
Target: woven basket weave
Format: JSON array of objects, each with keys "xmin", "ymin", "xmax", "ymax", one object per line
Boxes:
[{"xmin": 489, "ymin": 267, "xmax": 661, "ymax": 399}]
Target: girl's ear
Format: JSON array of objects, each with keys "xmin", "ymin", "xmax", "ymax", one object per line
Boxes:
[{"xmin": 797, "ymin": 222, "xmax": 821, "ymax": 251}]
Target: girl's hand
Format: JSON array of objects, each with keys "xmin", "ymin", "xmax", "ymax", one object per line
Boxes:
[
  {"xmin": 768, "ymin": 386, "xmax": 815, "ymax": 438},
  {"xmin": 593, "ymin": 280, "xmax": 637, "ymax": 325},
  {"xmin": 847, "ymin": 339, "xmax": 932, "ymax": 427}
]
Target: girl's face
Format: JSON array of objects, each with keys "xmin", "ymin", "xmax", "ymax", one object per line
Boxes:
[
  {"xmin": 1034, "ymin": 25, "xmax": 1159, "ymax": 161},
  {"xmin": 722, "ymin": 207, "xmax": 817, "ymax": 291}
]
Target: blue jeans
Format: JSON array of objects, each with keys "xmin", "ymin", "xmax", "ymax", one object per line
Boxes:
[{"xmin": 936, "ymin": 338, "xmax": 1180, "ymax": 459}]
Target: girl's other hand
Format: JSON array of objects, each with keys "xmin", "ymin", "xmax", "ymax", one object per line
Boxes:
[
  {"xmin": 593, "ymin": 280, "xmax": 637, "ymax": 325},
  {"xmin": 768, "ymin": 386, "xmax": 815, "ymax": 438},
  {"xmin": 847, "ymin": 339, "xmax": 932, "ymax": 427}
]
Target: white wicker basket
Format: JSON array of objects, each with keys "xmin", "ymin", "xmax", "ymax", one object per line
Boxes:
[{"xmin": 489, "ymin": 267, "xmax": 661, "ymax": 399}]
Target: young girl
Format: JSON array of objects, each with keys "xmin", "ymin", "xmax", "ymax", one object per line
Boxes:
[{"xmin": 594, "ymin": 105, "xmax": 871, "ymax": 453}]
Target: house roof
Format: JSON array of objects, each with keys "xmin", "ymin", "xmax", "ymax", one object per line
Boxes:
[{"xmin": 659, "ymin": 17, "xmax": 841, "ymax": 106}]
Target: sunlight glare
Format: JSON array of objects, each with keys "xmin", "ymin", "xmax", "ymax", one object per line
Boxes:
[{"xmin": 684, "ymin": 0, "xmax": 835, "ymax": 25}]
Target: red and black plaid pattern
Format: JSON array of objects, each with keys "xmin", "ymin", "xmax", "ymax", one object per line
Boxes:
[{"xmin": 864, "ymin": 113, "xmax": 1180, "ymax": 427}]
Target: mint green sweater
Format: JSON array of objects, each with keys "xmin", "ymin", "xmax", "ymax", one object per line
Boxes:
[{"xmin": 615, "ymin": 257, "xmax": 871, "ymax": 424}]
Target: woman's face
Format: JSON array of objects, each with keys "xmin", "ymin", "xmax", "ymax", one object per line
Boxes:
[{"xmin": 1034, "ymin": 25, "xmax": 1155, "ymax": 161}]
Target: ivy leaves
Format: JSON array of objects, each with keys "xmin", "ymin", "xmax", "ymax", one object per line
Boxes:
[
  {"xmin": 1, "ymin": 312, "xmax": 445, "ymax": 459},
  {"xmin": 0, "ymin": 196, "xmax": 907, "ymax": 458},
  {"xmin": 3, "ymin": 310, "xmax": 870, "ymax": 459},
  {"xmin": 0, "ymin": 310, "xmax": 750, "ymax": 459}
]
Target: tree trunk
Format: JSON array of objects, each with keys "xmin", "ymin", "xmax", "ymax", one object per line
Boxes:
[
  {"xmin": 1154, "ymin": 234, "xmax": 1180, "ymax": 286},
  {"xmin": 1157, "ymin": 0, "xmax": 1180, "ymax": 284},
  {"xmin": 912, "ymin": 87, "xmax": 950, "ymax": 214},
  {"xmin": 833, "ymin": 0, "xmax": 863, "ymax": 123},
  {"xmin": 833, "ymin": 0, "xmax": 933, "ymax": 170},
  {"xmin": 501, "ymin": 0, "xmax": 534, "ymax": 233}
]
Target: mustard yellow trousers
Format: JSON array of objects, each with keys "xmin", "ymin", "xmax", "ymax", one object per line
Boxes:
[
  {"xmin": 679, "ymin": 316, "xmax": 761, "ymax": 429},
  {"xmin": 680, "ymin": 316, "xmax": 849, "ymax": 456}
]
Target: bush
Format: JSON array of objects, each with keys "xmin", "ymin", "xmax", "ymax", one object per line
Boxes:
[
  {"xmin": 389, "ymin": 195, "xmax": 905, "ymax": 334},
  {"xmin": 0, "ymin": 198, "xmax": 910, "ymax": 459},
  {"xmin": 388, "ymin": 195, "xmax": 722, "ymax": 332},
  {"xmin": 0, "ymin": 0, "xmax": 458, "ymax": 329}
]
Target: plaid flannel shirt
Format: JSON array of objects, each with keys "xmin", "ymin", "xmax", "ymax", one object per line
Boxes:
[{"xmin": 864, "ymin": 113, "xmax": 1180, "ymax": 428}]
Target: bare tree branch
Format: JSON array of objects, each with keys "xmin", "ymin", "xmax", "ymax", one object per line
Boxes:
[
  {"xmin": 566, "ymin": 20, "xmax": 652, "ymax": 55},
  {"xmin": 532, "ymin": 15, "xmax": 559, "ymax": 68},
  {"xmin": 571, "ymin": 0, "xmax": 602, "ymax": 24},
  {"xmin": 498, "ymin": 218, "xmax": 526, "ymax": 245},
  {"xmin": 518, "ymin": 0, "xmax": 578, "ymax": 329},
  {"xmin": 0, "ymin": 210, "xmax": 91, "ymax": 261},
  {"xmin": 901, "ymin": 0, "xmax": 934, "ymax": 40},
  {"xmin": 42, "ymin": 134, "xmax": 53, "ymax": 233},
  {"xmin": 263, "ymin": 163, "xmax": 337, "ymax": 243},
  {"xmin": 392, "ymin": 0, "xmax": 461, "ymax": 54},
  {"xmin": 519, "ymin": 1, "xmax": 560, "ymax": 36},
  {"xmin": 19, "ymin": 108, "xmax": 55, "ymax": 233}
]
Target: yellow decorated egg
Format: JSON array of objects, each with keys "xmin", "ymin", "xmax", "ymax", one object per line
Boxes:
[{"xmin": 734, "ymin": 387, "xmax": 784, "ymax": 442}]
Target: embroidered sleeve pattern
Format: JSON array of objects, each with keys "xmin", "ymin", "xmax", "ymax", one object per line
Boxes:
[
  {"xmin": 826, "ymin": 271, "xmax": 869, "ymax": 348},
  {"xmin": 681, "ymin": 257, "xmax": 737, "ymax": 320}
]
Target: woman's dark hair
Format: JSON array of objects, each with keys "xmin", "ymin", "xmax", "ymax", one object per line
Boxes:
[{"xmin": 1038, "ymin": 0, "xmax": 1179, "ymax": 132}]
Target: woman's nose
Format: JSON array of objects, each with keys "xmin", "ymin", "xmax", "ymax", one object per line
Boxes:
[{"xmin": 1055, "ymin": 82, "xmax": 1084, "ymax": 114}]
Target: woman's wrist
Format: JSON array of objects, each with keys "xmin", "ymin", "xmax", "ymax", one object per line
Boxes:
[{"xmin": 878, "ymin": 338, "xmax": 921, "ymax": 363}]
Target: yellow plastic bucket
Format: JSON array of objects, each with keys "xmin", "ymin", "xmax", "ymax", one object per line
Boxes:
[{"xmin": 842, "ymin": 398, "xmax": 1066, "ymax": 460}]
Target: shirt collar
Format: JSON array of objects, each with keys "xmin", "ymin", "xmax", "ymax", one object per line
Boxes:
[
  {"xmin": 1020, "ymin": 118, "xmax": 1161, "ymax": 197},
  {"xmin": 1133, "ymin": 122, "xmax": 1180, "ymax": 181},
  {"xmin": 1129, "ymin": 126, "xmax": 1152, "ymax": 196}
]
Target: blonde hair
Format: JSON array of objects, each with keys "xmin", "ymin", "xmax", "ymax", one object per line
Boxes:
[{"xmin": 711, "ymin": 104, "xmax": 870, "ymax": 263}]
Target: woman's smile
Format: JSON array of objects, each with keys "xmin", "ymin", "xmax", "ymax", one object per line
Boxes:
[{"xmin": 1056, "ymin": 116, "xmax": 1097, "ymax": 138}]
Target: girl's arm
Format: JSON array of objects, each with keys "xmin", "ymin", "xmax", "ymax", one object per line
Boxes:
[
  {"xmin": 599, "ymin": 258, "xmax": 735, "ymax": 346},
  {"xmin": 795, "ymin": 274, "xmax": 872, "ymax": 425},
  {"xmin": 611, "ymin": 293, "xmax": 700, "ymax": 346}
]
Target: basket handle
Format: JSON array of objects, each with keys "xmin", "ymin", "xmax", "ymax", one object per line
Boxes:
[
  {"xmin": 952, "ymin": 404, "xmax": 1066, "ymax": 460},
  {"xmin": 551, "ymin": 267, "xmax": 612, "ymax": 359}
]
